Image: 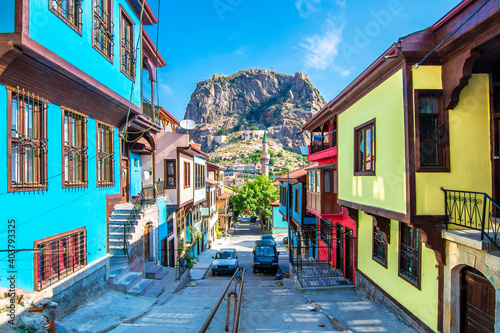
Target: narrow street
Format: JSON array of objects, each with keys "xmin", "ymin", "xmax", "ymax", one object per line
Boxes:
[{"xmin": 110, "ymin": 221, "xmax": 340, "ymax": 332}]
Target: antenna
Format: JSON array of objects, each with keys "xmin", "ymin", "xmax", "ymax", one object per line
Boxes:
[{"xmin": 180, "ymin": 119, "xmax": 196, "ymax": 138}]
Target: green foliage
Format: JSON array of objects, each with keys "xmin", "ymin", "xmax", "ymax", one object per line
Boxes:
[
  {"xmin": 269, "ymin": 158, "xmax": 275, "ymax": 165},
  {"xmin": 247, "ymin": 75, "xmax": 253, "ymax": 80},
  {"xmin": 231, "ymin": 176, "xmax": 278, "ymax": 224},
  {"xmin": 269, "ymin": 149, "xmax": 276, "ymax": 157},
  {"xmin": 250, "ymin": 126, "xmax": 258, "ymax": 130},
  {"xmin": 233, "ymin": 124, "xmax": 241, "ymax": 131},
  {"xmin": 215, "ymin": 222, "xmax": 223, "ymax": 239},
  {"xmin": 185, "ymin": 254, "xmax": 197, "ymax": 269},
  {"xmin": 241, "ymin": 118, "xmax": 247, "ymax": 124},
  {"xmin": 277, "ymin": 150, "xmax": 284, "ymax": 157},
  {"xmin": 217, "ymin": 128, "xmax": 227, "ymax": 135}
]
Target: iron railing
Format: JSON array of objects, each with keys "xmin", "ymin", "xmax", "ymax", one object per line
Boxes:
[
  {"xmin": 443, "ymin": 189, "xmax": 500, "ymax": 251},
  {"xmin": 51, "ymin": 0, "xmax": 83, "ymax": 29},
  {"xmin": 176, "ymin": 251, "xmax": 189, "ymax": 280},
  {"xmin": 123, "ymin": 190, "xmax": 144, "ymax": 259},
  {"xmin": 142, "ymin": 97, "xmax": 161, "ymax": 125},
  {"xmin": 93, "ymin": 4, "xmax": 114, "ymax": 58},
  {"xmin": 310, "ymin": 129, "xmax": 337, "ymax": 155}
]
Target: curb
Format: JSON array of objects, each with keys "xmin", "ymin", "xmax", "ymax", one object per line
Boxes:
[{"xmin": 99, "ymin": 297, "xmax": 159, "ymax": 333}]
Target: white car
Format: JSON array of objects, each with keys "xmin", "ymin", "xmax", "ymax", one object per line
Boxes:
[{"xmin": 212, "ymin": 248, "xmax": 239, "ymax": 275}]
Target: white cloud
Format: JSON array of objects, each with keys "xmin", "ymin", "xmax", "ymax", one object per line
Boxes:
[
  {"xmin": 232, "ymin": 45, "xmax": 250, "ymax": 57},
  {"xmin": 340, "ymin": 69, "xmax": 351, "ymax": 76},
  {"xmin": 295, "ymin": 0, "xmax": 321, "ymax": 18},
  {"xmin": 160, "ymin": 84, "xmax": 173, "ymax": 95},
  {"xmin": 301, "ymin": 19, "xmax": 345, "ymax": 70}
]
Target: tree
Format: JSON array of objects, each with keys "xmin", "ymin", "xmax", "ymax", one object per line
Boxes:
[
  {"xmin": 269, "ymin": 157, "xmax": 275, "ymax": 165},
  {"xmin": 217, "ymin": 128, "xmax": 227, "ymax": 135},
  {"xmin": 231, "ymin": 176, "xmax": 278, "ymax": 231},
  {"xmin": 250, "ymin": 126, "xmax": 258, "ymax": 130},
  {"xmin": 277, "ymin": 150, "xmax": 284, "ymax": 157}
]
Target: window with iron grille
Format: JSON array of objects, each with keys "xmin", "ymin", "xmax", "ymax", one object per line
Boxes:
[
  {"xmin": 294, "ymin": 188, "xmax": 300, "ymax": 214},
  {"xmin": 415, "ymin": 90, "xmax": 449, "ymax": 172},
  {"xmin": 8, "ymin": 88, "xmax": 48, "ymax": 192},
  {"xmin": 34, "ymin": 228, "xmax": 86, "ymax": 291},
  {"xmin": 63, "ymin": 110, "xmax": 87, "ymax": 188},
  {"xmin": 93, "ymin": 0, "xmax": 114, "ymax": 60},
  {"xmin": 50, "ymin": 0, "xmax": 82, "ymax": 32},
  {"xmin": 399, "ymin": 222, "xmax": 420, "ymax": 287},
  {"xmin": 120, "ymin": 9, "xmax": 135, "ymax": 78},
  {"xmin": 97, "ymin": 123, "xmax": 114, "ymax": 186},
  {"xmin": 373, "ymin": 226, "xmax": 387, "ymax": 267},
  {"xmin": 195, "ymin": 164, "xmax": 205, "ymax": 189},
  {"xmin": 354, "ymin": 119, "xmax": 376, "ymax": 175}
]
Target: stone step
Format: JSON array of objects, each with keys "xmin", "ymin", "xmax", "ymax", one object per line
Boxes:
[
  {"xmin": 109, "ymin": 265, "xmax": 130, "ymax": 284},
  {"xmin": 109, "ymin": 232, "xmax": 133, "ymax": 240},
  {"xmin": 145, "ymin": 265, "xmax": 162, "ymax": 279},
  {"xmin": 112, "ymin": 272, "xmax": 142, "ymax": 293},
  {"xmin": 110, "ymin": 255, "xmax": 128, "ymax": 263},
  {"xmin": 128, "ymin": 279, "xmax": 154, "ymax": 296},
  {"xmin": 300, "ymin": 277, "xmax": 352, "ymax": 288},
  {"xmin": 142, "ymin": 284, "xmax": 165, "ymax": 298},
  {"xmin": 109, "ymin": 226, "xmax": 137, "ymax": 234},
  {"xmin": 109, "ymin": 218, "xmax": 138, "ymax": 225}
]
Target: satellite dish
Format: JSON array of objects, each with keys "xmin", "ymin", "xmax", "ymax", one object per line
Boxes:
[{"xmin": 180, "ymin": 119, "xmax": 195, "ymax": 130}]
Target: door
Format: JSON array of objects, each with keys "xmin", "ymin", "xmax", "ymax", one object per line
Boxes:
[
  {"xmin": 462, "ymin": 268, "xmax": 495, "ymax": 333},
  {"xmin": 344, "ymin": 228, "xmax": 354, "ymax": 282},
  {"xmin": 120, "ymin": 158, "xmax": 130, "ymax": 202},
  {"xmin": 144, "ymin": 224, "xmax": 151, "ymax": 262},
  {"xmin": 336, "ymin": 224, "xmax": 344, "ymax": 272},
  {"xmin": 168, "ymin": 238, "xmax": 175, "ymax": 267},
  {"xmin": 161, "ymin": 238, "xmax": 167, "ymax": 267}
]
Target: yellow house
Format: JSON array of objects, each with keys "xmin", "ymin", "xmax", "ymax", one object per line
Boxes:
[{"xmin": 302, "ymin": 1, "xmax": 500, "ymax": 332}]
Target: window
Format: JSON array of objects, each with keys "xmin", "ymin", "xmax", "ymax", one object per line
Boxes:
[
  {"xmin": 195, "ymin": 164, "xmax": 205, "ymax": 190},
  {"xmin": 93, "ymin": 0, "xmax": 114, "ymax": 60},
  {"xmin": 324, "ymin": 171, "xmax": 331, "ymax": 193},
  {"xmin": 373, "ymin": 226, "xmax": 387, "ymax": 267},
  {"xmin": 184, "ymin": 162, "xmax": 191, "ymax": 188},
  {"xmin": 8, "ymin": 88, "xmax": 48, "ymax": 192},
  {"xmin": 280, "ymin": 184, "xmax": 287, "ymax": 207},
  {"xmin": 320, "ymin": 219, "xmax": 332, "ymax": 247},
  {"xmin": 165, "ymin": 159, "xmax": 176, "ymax": 189},
  {"xmin": 34, "ymin": 227, "xmax": 86, "ymax": 291},
  {"xmin": 354, "ymin": 119, "xmax": 376, "ymax": 175},
  {"xmin": 294, "ymin": 188, "xmax": 300, "ymax": 214},
  {"xmin": 50, "ymin": 0, "xmax": 82, "ymax": 32},
  {"xmin": 415, "ymin": 90, "xmax": 449, "ymax": 172},
  {"xmin": 97, "ymin": 123, "xmax": 114, "ymax": 186},
  {"xmin": 315, "ymin": 171, "xmax": 321, "ymax": 192},
  {"xmin": 120, "ymin": 9, "xmax": 135, "ymax": 79},
  {"xmin": 399, "ymin": 223, "xmax": 420, "ymax": 287},
  {"xmin": 63, "ymin": 110, "xmax": 87, "ymax": 188}
]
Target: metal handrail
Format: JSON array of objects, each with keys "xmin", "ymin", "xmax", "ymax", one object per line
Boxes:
[
  {"xmin": 123, "ymin": 190, "xmax": 144, "ymax": 259},
  {"xmin": 310, "ymin": 129, "xmax": 337, "ymax": 154},
  {"xmin": 443, "ymin": 188, "xmax": 500, "ymax": 251},
  {"xmin": 200, "ymin": 268, "xmax": 244, "ymax": 333}
]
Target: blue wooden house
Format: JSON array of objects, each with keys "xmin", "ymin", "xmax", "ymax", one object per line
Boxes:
[{"xmin": 0, "ymin": 0, "xmax": 153, "ymax": 300}]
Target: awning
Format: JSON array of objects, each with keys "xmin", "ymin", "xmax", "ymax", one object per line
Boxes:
[{"xmin": 305, "ymin": 163, "xmax": 337, "ymax": 171}]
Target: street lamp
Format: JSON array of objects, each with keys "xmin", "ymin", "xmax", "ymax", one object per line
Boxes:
[{"xmin": 265, "ymin": 164, "xmax": 291, "ymax": 268}]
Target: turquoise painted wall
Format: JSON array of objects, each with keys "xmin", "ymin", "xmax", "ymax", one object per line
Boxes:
[
  {"xmin": 279, "ymin": 182, "xmax": 292, "ymax": 218},
  {"xmin": 291, "ymin": 184, "xmax": 302, "ymax": 223},
  {"xmin": 0, "ymin": 0, "xmax": 15, "ymax": 32},
  {"xmin": 28, "ymin": 0, "xmax": 141, "ymax": 106},
  {"xmin": 272, "ymin": 206, "xmax": 288, "ymax": 233},
  {"xmin": 0, "ymin": 86, "xmax": 120, "ymax": 291},
  {"xmin": 157, "ymin": 197, "xmax": 167, "ymax": 261},
  {"xmin": 130, "ymin": 152, "xmax": 141, "ymax": 198}
]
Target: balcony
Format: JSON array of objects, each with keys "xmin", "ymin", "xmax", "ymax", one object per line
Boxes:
[
  {"xmin": 142, "ymin": 96, "xmax": 161, "ymax": 126},
  {"xmin": 306, "ymin": 191, "xmax": 342, "ymax": 216},
  {"xmin": 309, "ymin": 130, "xmax": 337, "ymax": 162}
]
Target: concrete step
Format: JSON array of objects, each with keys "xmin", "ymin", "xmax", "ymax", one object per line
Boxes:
[
  {"xmin": 112, "ymin": 272, "xmax": 142, "ymax": 293},
  {"xmin": 109, "ymin": 226, "xmax": 137, "ymax": 234},
  {"xmin": 109, "ymin": 232, "xmax": 133, "ymax": 240},
  {"xmin": 110, "ymin": 247, "xmax": 127, "ymax": 256},
  {"xmin": 145, "ymin": 264, "xmax": 162, "ymax": 279},
  {"xmin": 109, "ymin": 265, "xmax": 130, "ymax": 284},
  {"xmin": 110, "ymin": 255, "xmax": 128, "ymax": 265},
  {"xmin": 155, "ymin": 269, "xmax": 169, "ymax": 280},
  {"xmin": 128, "ymin": 279, "xmax": 154, "ymax": 296},
  {"xmin": 109, "ymin": 218, "xmax": 138, "ymax": 225},
  {"xmin": 300, "ymin": 276, "xmax": 352, "ymax": 288},
  {"xmin": 142, "ymin": 284, "xmax": 165, "ymax": 298}
]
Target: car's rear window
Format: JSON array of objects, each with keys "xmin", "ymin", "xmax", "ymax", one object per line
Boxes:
[{"xmin": 216, "ymin": 252, "xmax": 235, "ymax": 259}]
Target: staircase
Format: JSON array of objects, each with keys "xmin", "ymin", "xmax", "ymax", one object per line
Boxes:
[
  {"xmin": 108, "ymin": 202, "xmax": 168, "ymax": 298},
  {"xmin": 297, "ymin": 263, "xmax": 352, "ymax": 288}
]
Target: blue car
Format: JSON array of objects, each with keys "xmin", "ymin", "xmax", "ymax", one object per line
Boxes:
[
  {"xmin": 212, "ymin": 249, "xmax": 239, "ymax": 275},
  {"xmin": 253, "ymin": 240, "xmax": 279, "ymax": 273}
]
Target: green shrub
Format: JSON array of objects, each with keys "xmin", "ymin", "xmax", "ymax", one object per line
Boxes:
[
  {"xmin": 217, "ymin": 128, "xmax": 227, "ymax": 135},
  {"xmin": 250, "ymin": 126, "xmax": 258, "ymax": 130}
]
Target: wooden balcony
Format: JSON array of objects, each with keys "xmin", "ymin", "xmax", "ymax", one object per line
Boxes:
[{"xmin": 306, "ymin": 190, "xmax": 342, "ymax": 216}]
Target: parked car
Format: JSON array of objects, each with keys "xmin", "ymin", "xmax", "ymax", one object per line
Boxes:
[
  {"xmin": 251, "ymin": 216, "xmax": 257, "ymax": 222},
  {"xmin": 282, "ymin": 237, "xmax": 288, "ymax": 245},
  {"xmin": 260, "ymin": 234, "xmax": 276, "ymax": 246},
  {"xmin": 212, "ymin": 248, "xmax": 239, "ymax": 275},
  {"xmin": 253, "ymin": 240, "xmax": 279, "ymax": 274}
]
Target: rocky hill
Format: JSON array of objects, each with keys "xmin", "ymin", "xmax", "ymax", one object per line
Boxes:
[{"xmin": 182, "ymin": 69, "xmax": 326, "ymax": 153}]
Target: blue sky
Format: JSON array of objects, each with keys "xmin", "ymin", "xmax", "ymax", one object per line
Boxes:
[{"xmin": 144, "ymin": 0, "xmax": 461, "ymax": 122}]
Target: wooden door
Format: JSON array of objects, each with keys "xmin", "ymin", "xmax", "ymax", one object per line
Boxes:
[
  {"xmin": 120, "ymin": 158, "xmax": 130, "ymax": 202},
  {"xmin": 462, "ymin": 268, "xmax": 495, "ymax": 333},
  {"xmin": 144, "ymin": 224, "xmax": 151, "ymax": 262},
  {"xmin": 344, "ymin": 228, "xmax": 354, "ymax": 282},
  {"xmin": 161, "ymin": 238, "xmax": 167, "ymax": 266},
  {"xmin": 492, "ymin": 79, "xmax": 500, "ymax": 202}
]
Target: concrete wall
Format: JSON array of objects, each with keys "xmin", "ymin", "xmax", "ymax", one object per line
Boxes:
[
  {"xmin": 413, "ymin": 70, "xmax": 492, "ymax": 215},
  {"xmin": 193, "ymin": 156, "xmax": 206, "ymax": 204},
  {"xmin": 0, "ymin": 91, "xmax": 120, "ymax": 291},
  {"xmin": 178, "ymin": 153, "xmax": 193, "ymax": 205},
  {"xmin": 338, "ymin": 70, "xmax": 407, "ymax": 214},
  {"xmin": 28, "ymin": 0, "xmax": 141, "ymax": 105},
  {"xmin": 0, "ymin": 0, "xmax": 15, "ymax": 32}
]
